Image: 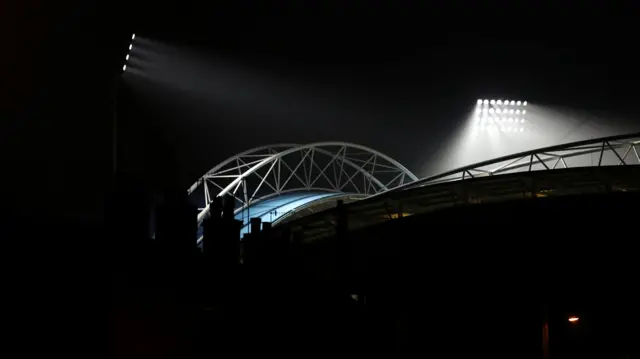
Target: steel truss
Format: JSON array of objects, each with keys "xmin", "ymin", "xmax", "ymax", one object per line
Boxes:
[
  {"xmin": 187, "ymin": 142, "xmax": 418, "ymax": 225},
  {"xmin": 273, "ymin": 132, "xmax": 640, "ymax": 242},
  {"xmin": 390, "ymin": 132, "xmax": 640, "ymax": 193}
]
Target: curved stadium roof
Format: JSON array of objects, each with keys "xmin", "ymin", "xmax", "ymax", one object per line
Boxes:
[
  {"xmin": 188, "ymin": 142, "xmax": 418, "ymax": 240},
  {"xmin": 189, "ymin": 133, "xmax": 640, "ymax": 242}
]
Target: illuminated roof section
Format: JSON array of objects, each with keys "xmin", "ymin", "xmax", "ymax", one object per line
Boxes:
[
  {"xmin": 187, "ymin": 142, "xmax": 418, "ymax": 242},
  {"xmin": 234, "ymin": 191, "xmax": 344, "ymax": 237}
]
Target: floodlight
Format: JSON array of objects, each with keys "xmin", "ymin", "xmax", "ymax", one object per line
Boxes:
[
  {"xmin": 129, "ymin": 44, "xmax": 132, "ymax": 50},
  {"xmin": 483, "ymin": 99, "xmax": 489, "ymax": 104},
  {"xmin": 497, "ymin": 100, "xmax": 503, "ymax": 105},
  {"xmin": 522, "ymin": 110, "xmax": 526, "ymax": 115},
  {"xmin": 477, "ymin": 99, "xmax": 483, "ymax": 105},
  {"xmin": 126, "ymin": 54, "xmax": 130, "ymax": 60},
  {"xmin": 523, "ymin": 101, "xmax": 528, "ymax": 106},
  {"xmin": 122, "ymin": 64, "xmax": 127, "ymax": 71},
  {"xmin": 516, "ymin": 101, "xmax": 521, "ymax": 106},
  {"xmin": 132, "ymin": 33, "xmax": 136, "ymax": 40},
  {"xmin": 510, "ymin": 101, "xmax": 515, "ymax": 105},
  {"xmin": 516, "ymin": 109, "xmax": 520, "ymax": 114},
  {"xmin": 490, "ymin": 100, "xmax": 496, "ymax": 105}
]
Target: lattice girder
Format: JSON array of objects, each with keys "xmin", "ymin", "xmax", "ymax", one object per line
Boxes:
[{"xmin": 187, "ymin": 142, "xmax": 418, "ymax": 225}]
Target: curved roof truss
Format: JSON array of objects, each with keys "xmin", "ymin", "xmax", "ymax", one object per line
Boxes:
[
  {"xmin": 188, "ymin": 142, "xmax": 418, "ymax": 225},
  {"xmin": 382, "ymin": 132, "xmax": 640, "ymax": 194}
]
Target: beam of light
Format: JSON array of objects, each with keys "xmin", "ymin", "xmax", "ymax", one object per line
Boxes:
[
  {"xmin": 126, "ymin": 54, "xmax": 130, "ymax": 60},
  {"xmin": 126, "ymin": 36, "xmax": 421, "ymax": 142},
  {"xmin": 129, "ymin": 44, "xmax": 132, "ymax": 50},
  {"xmin": 426, "ymin": 99, "xmax": 543, "ymax": 175},
  {"xmin": 568, "ymin": 317, "xmax": 579, "ymax": 322},
  {"xmin": 122, "ymin": 64, "xmax": 127, "ymax": 71},
  {"xmin": 129, "ymin": 37, "xmax": 640, "ymax": 181},
  {"xmin": 132, "ymin": 33, "xmax": 136, "ymax": 40}
]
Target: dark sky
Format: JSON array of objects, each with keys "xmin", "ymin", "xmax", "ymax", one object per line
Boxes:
[{"xmin": 3, "ymin": 0, "xmax": 640, "ymax": 223}]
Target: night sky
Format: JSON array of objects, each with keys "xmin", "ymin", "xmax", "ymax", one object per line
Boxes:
[{"xmin": 4, "ymin": 1, "xmax": 640, "ymax": 223}]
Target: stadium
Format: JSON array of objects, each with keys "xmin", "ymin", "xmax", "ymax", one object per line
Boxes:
[
  {"xmin": 110, "ymin": 22, "xmax": 639, "ymax": 359},
  {"xmin": 187, "ymin": 99, "xmax": 640, "ymax": 244}
]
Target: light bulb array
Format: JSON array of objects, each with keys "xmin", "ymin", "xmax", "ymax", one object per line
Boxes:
[
  {"xmin": 123, "ymin": 33, "xmax": 136, "ymax": 72},
  {"xmin": 474, "ymin": 98, "xmax": 529, "ymax": 133}
]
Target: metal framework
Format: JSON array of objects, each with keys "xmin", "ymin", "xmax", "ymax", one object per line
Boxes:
[
  {"xmin": 272, "ymin": 133, "xmax": 640, "ymax": 242},
  {"xmin": 387, "ymin": 132, "xmax": 640, "ymax": 193},
  {"xmin": 187, "ymin": 142, "xmax": 418, "ymax": 226}
]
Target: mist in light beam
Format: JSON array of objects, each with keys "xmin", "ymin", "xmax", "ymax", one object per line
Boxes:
[{"xmin": 420, "ymin": 102, "xmax": 640, "ymax": 176}]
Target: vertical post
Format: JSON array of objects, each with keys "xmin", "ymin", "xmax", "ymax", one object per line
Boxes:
[
  {"xmin": 529, "ymin": 154, "xmax": 534, "ymax": 172},
  {"xmin": 112, "ymin": 33, "xmax": 134, "ymax": 186},
  {"xmin": 542, "ymin": 304, "xmax": 550, "ymax": 359},
  {"xmin": 112, "ymin": 77, "xmax": 119, "ymax": 188},
  {"xmin": 113, "ymin": 93, "xmax": 117, "ymax": 176},
  {"xmin": 598, "ymin": 141, "xmax": 605, "ymax": 166},
  {"xmin": 202, "ymin": 197, "xmax": 222, "ymax": 255},
  {"xmin": 250, "ymin": 217, "xmax": 262, "ymax": 234},
  {"xmin": 336, "ymin": 200, "xmax": 349, "ymax": 288}
]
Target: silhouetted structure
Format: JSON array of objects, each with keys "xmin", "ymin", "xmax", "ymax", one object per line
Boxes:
[
  {"xmin": 202, "ymin": 195, "xmax": 242, "ymax": 268},
  {"xmin": 110, "ymin": 185, "xmax": 636, "ymax": 359},
  {"xmin": 155, "ymin": 191, "xmax": 198, "ymax": 255}
]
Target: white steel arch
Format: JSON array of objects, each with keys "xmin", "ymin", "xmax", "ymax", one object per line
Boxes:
[{"xmin": 188, "ymin": 142, "xmax": 418, "ymax": 224}]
